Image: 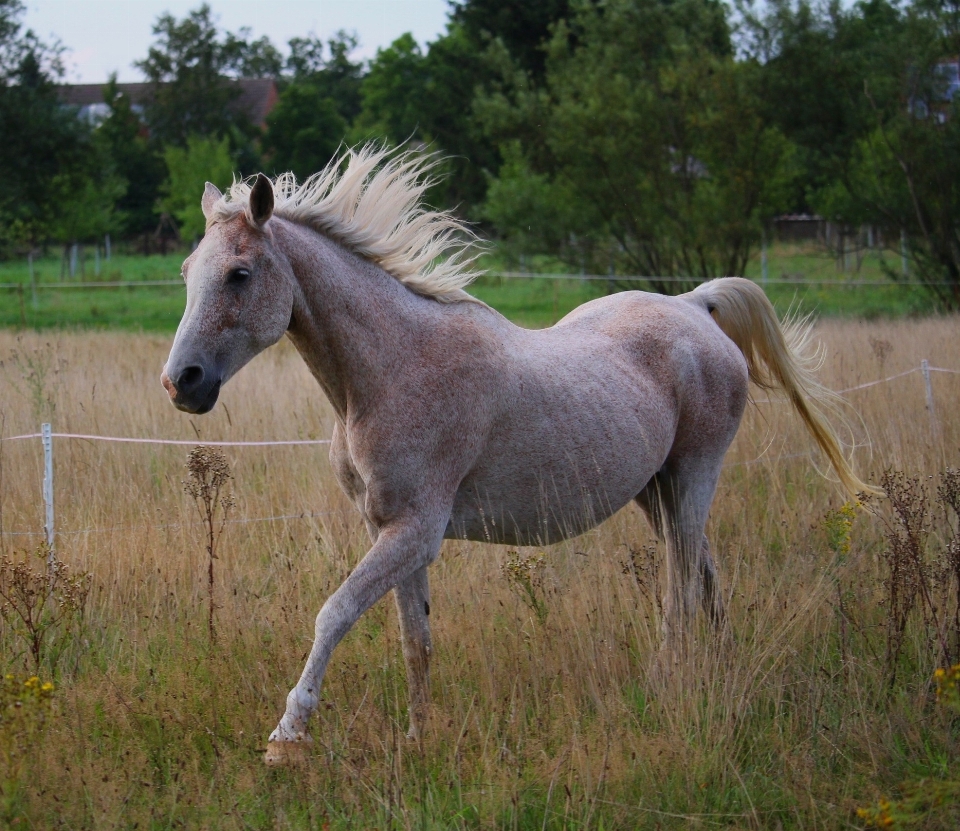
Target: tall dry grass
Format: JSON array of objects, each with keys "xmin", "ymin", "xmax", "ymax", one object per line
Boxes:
[{"xmin": 0, "ymin": 317, "xmax": 957, "ymax": 829}]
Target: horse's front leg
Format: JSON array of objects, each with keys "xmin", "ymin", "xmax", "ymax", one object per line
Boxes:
[{"xmin": 265, "ymin": 516, "xmax": 443, "ymax": 765}]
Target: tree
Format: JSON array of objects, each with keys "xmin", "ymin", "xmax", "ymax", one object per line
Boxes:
[
  {"xmin": 0, "ymin": 0, "xmax": 94, "ymax": 249},
  {"xmin": 260, "ymin": 31, "xmax": 363, "ymax": 178},
  {"xmin": 744, "ymin": 0, "xmax": 960, "ymax": 307},
  {"xmin": 93, "ymin": 76, "xmax": 166, "ymax": 237},
  {"xmin": 480, "ymin": 0, "xmax": 796, "ymax": 289},
  {"xmin": 352, "ymin": 33, "xmax": 430, "ymax": 143},
  {"xmin": 263, "ymin": 84, "xmax": 346, "ymax": 178},
  {"xmin": 134, "ymin": 3, "xmax": 278, "ymax": 161},
  {"xmin": 450, "ymin": 0, "xmax": 572, "ymax": 80},
  {"xmin": 286, "ymin": 31, "xmax": 364, "ymax": 123},
  {"xmin": 160, "ymin": 135, "xmax": 234, "ymax": 241}
]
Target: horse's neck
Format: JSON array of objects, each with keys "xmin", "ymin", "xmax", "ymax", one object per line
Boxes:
[{"xmin": 280, "ymin": 220, "xmax": 426, "ymax": 421}]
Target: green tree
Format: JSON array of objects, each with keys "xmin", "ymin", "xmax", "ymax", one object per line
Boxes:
[
  {"xmin": 93, "ymin": 76, "xmax": 166, "ymax": 236},
  {"xmin": 0, "ymin": 0, "xmax": 92, "ymax": 249},
  {"xmin": 263, "ymin": 84, "xmax": 346, "ymax": 178},
  {"xmin": 450, "ymin": 0, "xmax": 572, "ymax": 80},
  {"xmin": 134, "ymin": 2, "xmax": 278, "ymax": 172},
  {"xmin": 160, "ymin": 135, "xmax": 234, "ymax": 241},
  {"xmin": 745, "ymin": 0, "xmax": 960, "ymax": 307},
  {"xmin": 286, "ymin": 31, "xmax": 364, "ymax": 123},
  {"xmin": 352, "ymin": 33, "xmax": 429, "ymax": 143},
  {"xmin": 261, "ymin": 31, "xmax": 364, "ymax": 179},
  {"xmin": 480, "ymin": 0, "xmax": 796, "ymax": 289}
]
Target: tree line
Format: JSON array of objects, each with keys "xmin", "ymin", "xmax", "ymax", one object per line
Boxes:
[{"xmin": 1, "ymin": 0, "xmax": 958, "ymax": 305}]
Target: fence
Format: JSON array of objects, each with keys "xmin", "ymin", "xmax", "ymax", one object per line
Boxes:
[{"xmin": 0, "ymin": 361, "xmax": 957, "ymax": 547}]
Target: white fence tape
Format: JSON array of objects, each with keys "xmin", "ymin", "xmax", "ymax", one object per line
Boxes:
[
  {"xmin": 0, "ymin": 360, "xmax": 955, "ymax": 540},
  {"xmin": 1, "ymin": 432, "xmax": 330, "ymax": 446}
]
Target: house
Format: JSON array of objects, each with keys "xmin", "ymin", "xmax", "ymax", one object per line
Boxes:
[{"xmin": 57, "ymin": 78, "xmax": 279, "ymax": 129}]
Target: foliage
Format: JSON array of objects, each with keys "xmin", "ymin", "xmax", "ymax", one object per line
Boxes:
[
  {"xmin": 479, "ymin": 0, "xmax": 797, "ymax": 290},
  {"xmin": 93, "ymin": 76, "xmax": 167, "ymax": 237},
  {"xmin": 353, "ymin": 25, "xmax": 501, "ymax": 208},
  {"xmin": 286, "ymin": 30, "xmax": 364, "ymax": 124},
  {"xmin": 870, "ymin": 469, "xmax": 960, "ymax": 685},
  {"xmin": 501, "ymin": 551, "xmax": 549, "ymax": 624},
  {"xmin": 4, "ymin": 336, "xmax": 64, "ymax": 422},
  {"xmin": 0, "ymin": 544, "xmax": 90, "ymax": 672},
  {"xmin": 857, "ymin": 664, "xmax": 960, "ymax": 829},
  {"xmin": 0, "ymin": 673, "xmax": 54, "ymax": 822},
  {"xmin": 263, "ymin": 81, "xmax": 347, "ymax": 179},
  {"xmin": 0, "ymin": 1, "xmax": 94, "ymax": 249},
  {"xmin": 741, "ymin": 0, "xmax": 960, "ymax": 307},
  {"xmin": 160, "ymin": 135, "xmax": 234, "ymax": 241},
  {"xmin": 134, "ymin": 2, "xmax": 270, "ymax": 162},
  {"xmin": 450, "ymin": 0, "xmax": 572, "ymax": 80}
]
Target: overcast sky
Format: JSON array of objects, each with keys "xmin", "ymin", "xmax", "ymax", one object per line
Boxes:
[{"xmin": 23, "ymin": 1, "xmax": 452, "ymax": 84}]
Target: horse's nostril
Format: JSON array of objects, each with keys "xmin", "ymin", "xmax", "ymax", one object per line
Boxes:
[{"xmin": 177, "ymin": 365, "xmax": 205, "ymax": 392}]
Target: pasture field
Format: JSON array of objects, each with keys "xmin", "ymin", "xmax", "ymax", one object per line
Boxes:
[
  {"xmin": 0, "ymin": 319, "xmax": 959, "ymax": 829},
  {"xmin": 0, "ymin": 243, "xmax": 939, "ymax": 330}
]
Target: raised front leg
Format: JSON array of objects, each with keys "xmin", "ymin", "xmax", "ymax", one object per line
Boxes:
[
  {"xmin": 265, "ymin": 517, "xmax": 443, "ymax": 766},
  {"xmin": 393, "ymin": 565, "xmax": 432, "ymax": 740}
]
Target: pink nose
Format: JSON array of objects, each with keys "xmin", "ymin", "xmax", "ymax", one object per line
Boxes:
[{"xmin": 160, "ymin": 370, "xmax": 177, "ymax": 399}]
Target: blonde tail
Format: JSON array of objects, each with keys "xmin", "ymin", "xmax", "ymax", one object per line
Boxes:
[{"xmin": 687, "ymin": 277, "xmax": 880, "ymax": 497}]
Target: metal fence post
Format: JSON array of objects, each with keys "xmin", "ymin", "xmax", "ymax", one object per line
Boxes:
[
  {"xmin": 921, "ymin": 359, "xmax": 939, "ymax": 436},
  {"xmin": 42, "ymin": 423, "xmax": 54, "ymax": 563}
]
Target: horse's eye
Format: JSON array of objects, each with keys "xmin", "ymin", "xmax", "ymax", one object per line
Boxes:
[{"xmin": 227, "ymin": 268, "xmax": 250, "ymax": 285}]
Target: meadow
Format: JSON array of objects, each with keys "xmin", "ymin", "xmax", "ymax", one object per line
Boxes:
[
  {"xmin": 0, "ymin": 241, "xmax": 942, "ymax": 331},
  {"xmin": 0, "ymin": 315, "xmax": 958, "ymax": 827}
]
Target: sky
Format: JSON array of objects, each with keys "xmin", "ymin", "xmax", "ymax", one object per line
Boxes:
[{"xmin": 22, "ymin": 0, "xmax": 452, "ymax": 84}]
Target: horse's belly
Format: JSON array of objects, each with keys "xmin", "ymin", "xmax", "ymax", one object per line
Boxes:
[{"xmin": 444, "ymin": 446, "xmax": 657, "ymax": 545}]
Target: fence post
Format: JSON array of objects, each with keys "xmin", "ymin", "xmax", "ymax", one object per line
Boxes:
[
  {"xmin": 28, "ymin": 250, "xmax": 37, "ymax": 309},
  {"xmin": 921, "ymin": 359, "xmax": 939, "ymax": 436},
  {"xmin": 761, "ymin": 231, "xmax": 769, "ymax": 285},
  {"xmin": 42, "ymin": 423, "xmax": 54, "ymax": 563},
  {"xmin": 105, "ymin": 233, "xmax": 111, "ymax": 261}
]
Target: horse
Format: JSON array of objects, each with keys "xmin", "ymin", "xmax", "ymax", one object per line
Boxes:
[{"xmin": 160, "ymin": 145, "xmax": 875, "ymax": 766}]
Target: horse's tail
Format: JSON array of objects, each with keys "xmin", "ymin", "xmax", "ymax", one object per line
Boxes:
[{"xmin": 686, "ymin": 277, "xmax": 880, "ymax": 497}]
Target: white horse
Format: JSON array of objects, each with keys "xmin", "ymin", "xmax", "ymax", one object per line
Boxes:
[{"xmin": 161, "ymin": 146, "xmax": 874, "ymax": 765}]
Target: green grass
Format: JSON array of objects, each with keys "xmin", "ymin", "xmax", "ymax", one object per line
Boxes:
[
  {"xmin": 0, "ymin": 252, "xmax": 185, "ymax": 331},
  {"xmin": 0, "ymin": 242, "xmax": 941, "ymax": 332}
]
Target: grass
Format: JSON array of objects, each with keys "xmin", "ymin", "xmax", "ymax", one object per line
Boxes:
[
  {"xmin": 0, "ymin": 241, "xmax": 942, "ymax": 331},
  {"xmin": 0, "ymin": 318, "xmax": 958, "ymax": 828}
]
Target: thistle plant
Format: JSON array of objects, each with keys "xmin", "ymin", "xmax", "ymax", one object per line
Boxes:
[
  {"xmin": 0, "ymin": 543, "xmax": 90, "ymax": 672},
  {"xmin": 183, "ymin": 446, "xmax": 235, "ymax": 645}
]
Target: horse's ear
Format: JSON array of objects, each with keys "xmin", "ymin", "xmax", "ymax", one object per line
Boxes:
[
  {"xmin": 249, "ymin": 173, "xmax": 274, "ymax": 227},
  {"xmin": 201, "ymin": 182, "xmax": 222, "ymax": 219}
]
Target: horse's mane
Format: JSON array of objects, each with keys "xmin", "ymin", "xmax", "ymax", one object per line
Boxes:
[{"xmin": 208, "ymin": 144, "xmax": 484, "ymax": 303}]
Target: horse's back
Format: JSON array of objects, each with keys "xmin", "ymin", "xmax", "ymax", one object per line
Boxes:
[{"xmin": 446, "ymin": 290, "xmax": 748, "ymax": 544}]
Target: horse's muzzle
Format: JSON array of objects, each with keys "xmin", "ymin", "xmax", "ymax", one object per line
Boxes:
[{"xmin": 161, "ymin": 366, "xmax": 221, "ymax": 414}]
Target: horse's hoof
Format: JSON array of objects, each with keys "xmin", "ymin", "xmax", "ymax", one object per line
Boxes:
[{"xmin": 264, "ymin": 737, "xmax": 312, "ymax": 767}]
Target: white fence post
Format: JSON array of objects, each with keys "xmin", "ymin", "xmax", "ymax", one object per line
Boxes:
[
  {"xmin": 42, "ymin": 423, "xmax": 54, "ymax": 563},
  {"xmin": 921, "ymin": 359, "xmax": 939, "ymax": 436}
]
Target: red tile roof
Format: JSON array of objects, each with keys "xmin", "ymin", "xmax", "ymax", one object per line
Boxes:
[{"xmin": 57, "ymin": 78, "xmax": 279, "ymax": 127}]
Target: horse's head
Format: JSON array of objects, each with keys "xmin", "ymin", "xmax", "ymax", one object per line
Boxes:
[{"xmin": 161, "ymin": 175, "xmax": 294, "ymax": 414}]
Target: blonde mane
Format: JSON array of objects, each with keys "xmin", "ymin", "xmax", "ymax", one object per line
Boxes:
[{"xmin": 208, "ymin": 144, "xmax": 484, "ymax": 302}]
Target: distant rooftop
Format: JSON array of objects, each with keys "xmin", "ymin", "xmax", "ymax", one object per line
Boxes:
[{"xmin": 57, "ymin": 78, "xmax": 279, "ymax": 128}]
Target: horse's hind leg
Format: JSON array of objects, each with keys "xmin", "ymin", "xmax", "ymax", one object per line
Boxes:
[
  {"xmin": 393, "ymin": 565, "xmax": 432, "ymax": 740},
  {"xmin": 635, "ymin": 460, "xmax": 725, "ymax": 652}
]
